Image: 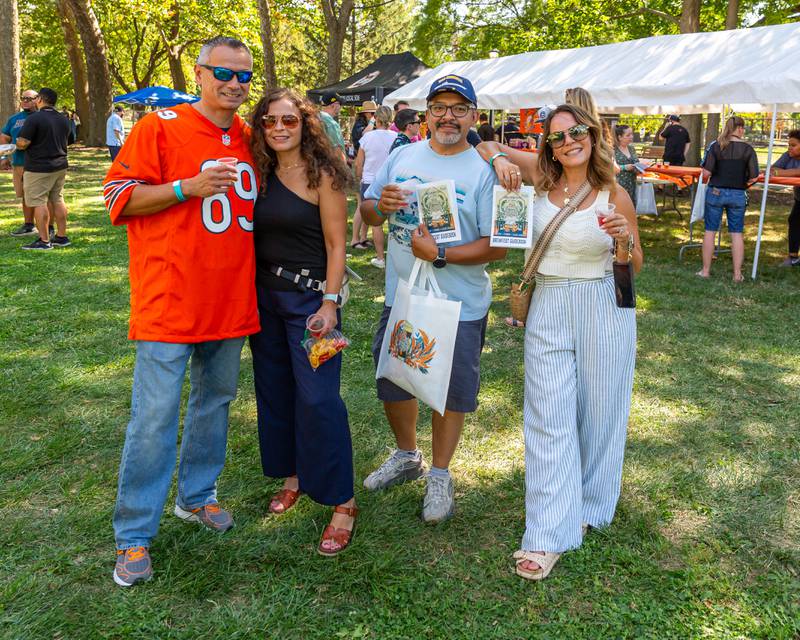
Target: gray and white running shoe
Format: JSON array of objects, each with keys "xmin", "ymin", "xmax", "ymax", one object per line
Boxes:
[
  {"xmin": 422, "ymin": 473, "xmax": 455, "ymax": 524},
  {"xmin": 363, "ymin": 449, "xmax": 425, "ymax": 491}
]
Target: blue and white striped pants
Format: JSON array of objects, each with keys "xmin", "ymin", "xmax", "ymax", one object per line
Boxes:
[{"xmin": 522, "ymin": 274, "xmax": 636, "ymax": 553}]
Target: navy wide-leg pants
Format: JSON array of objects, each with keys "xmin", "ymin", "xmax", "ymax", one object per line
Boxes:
[{"xmin": 249, "ymin": 287, "xmax": 354, "ymax": 506}]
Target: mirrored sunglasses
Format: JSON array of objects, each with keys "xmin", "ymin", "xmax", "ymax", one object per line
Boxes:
[
  {"xmin": 199, "ymin": 64, "xmax": 253, "ymax": 84},
  {"xmin": 262, "ymin": 114, "xmax": 301, "ymax": 130},
  {"xmin": 547, "ymin": 124, "xmax": 590, "ymax": 148}
]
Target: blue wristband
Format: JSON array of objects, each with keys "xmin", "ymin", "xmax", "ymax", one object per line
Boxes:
[
  {"xmin": 374, "ymin": 202, "xmax": 387, "ymax": 217},
  {"xmin": 489, "ymin": 152, "xmax": 508, "ymax": 168},
  {"xmin": 172, "ymin": 179, "xmax": 187, "ymax": 202}
]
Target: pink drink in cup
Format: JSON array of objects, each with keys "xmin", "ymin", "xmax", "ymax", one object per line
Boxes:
[
  {"xmin": 596, "ymin": 202, "xmax": 616, "ymax": 227},
  {"xmin": 305, "ymin": 313, "xmax": 326, "ymax": 338}
]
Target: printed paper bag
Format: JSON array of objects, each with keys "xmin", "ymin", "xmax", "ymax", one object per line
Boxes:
[{"xmin": 376, "ymin": 259, "xmax": 461, "ymax": 415}]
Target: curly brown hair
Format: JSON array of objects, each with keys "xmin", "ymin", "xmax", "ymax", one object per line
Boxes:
[
  {"xmin": 249, "ymin": 88, "xmax": 350, "ymax": 192},
  {"xmin": 536, "ymin": 104, "xmax": 617, "ymax": 194}
]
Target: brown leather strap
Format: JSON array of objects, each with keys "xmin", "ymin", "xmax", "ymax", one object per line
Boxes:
[
  {"xmin": 519, "ymin": 181, "xmax": 593, "ymax": 286},
  {"xmin": 333, "ymin": 505, "xmax": 359, "ymax": 517}
]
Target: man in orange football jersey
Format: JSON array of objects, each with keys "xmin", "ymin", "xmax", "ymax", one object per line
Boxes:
[{"xmin": 104, "ymin": 36, "xmax": 260, "ymax": 587}]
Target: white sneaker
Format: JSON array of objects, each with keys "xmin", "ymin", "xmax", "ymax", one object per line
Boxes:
[
  {"xmin": 422, "ymin": 473, "xmax": 455, "ymax": 524},
  {"xmin": 370, "ymin": 257, "xmax": 385, "ymax": 269},
  {"xmin": 363, "ymin": 449, "xmax": 425, "ymax": 491}
]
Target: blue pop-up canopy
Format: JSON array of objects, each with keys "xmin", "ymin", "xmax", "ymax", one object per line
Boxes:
[{"xmin": 113, "ymin": 86, "xmax": 199, "ymax": 107}]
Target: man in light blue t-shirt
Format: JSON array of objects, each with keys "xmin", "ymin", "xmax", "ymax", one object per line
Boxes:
[
  {"xmin": 361, "ymin": 74, "xmax": 505, "ymax": 523},
  {"xmin": 106, "ymin": 106, "xmax": 125, "ymax": 161},
  {"xmin": 1, "ymin": 89, "xmax": 39, "ymax": 236}
]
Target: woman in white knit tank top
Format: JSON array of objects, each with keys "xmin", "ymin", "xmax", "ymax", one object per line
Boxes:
[{"xmin": 478, "ymin": 104, "xmax": 643, "ymax": 581}]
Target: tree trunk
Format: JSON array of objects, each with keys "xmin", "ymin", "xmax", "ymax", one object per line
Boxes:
[
  {"xmin": 704, "ymin": 1, "xmax": 739, "ymax": 147},
  {"xmin": 65, "ymin": 0, "xmax": 113, "ymax": 146},
  {"xmin": 163, "ymin": 5, "xmax": 187, "ymax": 92},
  {"xmin": 320, "ymin": 0, "xmax": 355, "ymax": 84},
  {"xmin": 56, "ymin": 0, "xmax": 90, "ymax": 141},
  {"xmin": 0, "ymin": 0, "xmax": 20, "ymax": 123},
  {"xmin": 679, "ymin": 0, "xmax": 702, "ymax": 165},
  {"xmin": 256, "ymin": 0, "xmax": 278, "ymax": 89}
]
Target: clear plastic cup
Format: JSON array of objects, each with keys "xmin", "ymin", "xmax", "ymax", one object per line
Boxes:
[
  {"xmin": 305, "ymin": 313, "xmax": 326, "ymax": 338},
  {"xmin": 217, "ymin": 156, "xmax": 238, "ymax": 168},
  {"xmin": 596, "ymin": 202, "xmax": 616, "ymax": 227}
]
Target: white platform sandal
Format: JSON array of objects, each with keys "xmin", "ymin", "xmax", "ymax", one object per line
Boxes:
[{"xmin": 512, "ymin": 550, "xmax": 561, "ymax": 581}]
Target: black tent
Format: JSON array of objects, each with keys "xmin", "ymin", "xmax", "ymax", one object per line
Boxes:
[{"xmin": 307, "ymin": 52, "xmax": 429, "ymax": 107}]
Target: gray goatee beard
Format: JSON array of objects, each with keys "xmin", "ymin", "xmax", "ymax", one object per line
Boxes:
[{"xmin": 433, "ymin": 129, "xmax": 462, "ymax": 145}]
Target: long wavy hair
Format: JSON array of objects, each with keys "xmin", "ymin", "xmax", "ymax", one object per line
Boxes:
[
  {"xmin": 536, "ymin": 104, "xmax": 617, "ymax": 194},
  {"xmin": 717, "ymin": 116, "xmax": 746, "ymax": 151},
  {"xmin": 249, "ymin": 88, "xmax": 350, "ymax": 192}
]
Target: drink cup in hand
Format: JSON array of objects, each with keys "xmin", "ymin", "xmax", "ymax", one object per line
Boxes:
[
  {"xmin": 306, "ymin": 313, "xmax": 326, "ymax": 338},
  {"xmin": 596, "ymin": 202, "xmax": 616, "ymax": 227},
  {"xmin": 217, "ymin": 156, "xmax": 238, "ymax": 169}
]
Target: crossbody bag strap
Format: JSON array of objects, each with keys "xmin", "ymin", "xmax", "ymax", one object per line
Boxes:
[{"xmin": 519, "ymin": 181, "xmax": 593, "ymax": 285}]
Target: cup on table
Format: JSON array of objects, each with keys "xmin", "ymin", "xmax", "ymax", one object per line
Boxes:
[
  {"xmin": 595, "ymin": 202, "xmax": 616, "ymax": 227},
  {"xmin": 306, "ymin": 313, "xmax": 326, "ymax": 338}
]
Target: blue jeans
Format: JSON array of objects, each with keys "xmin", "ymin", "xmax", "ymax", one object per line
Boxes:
[
  {"xmin": 704, "ymin": 187, "xmax": 746, "ymax": 233},
  {"xmin": 113, "ymin": 338, "xmax": 245, "ymax": 549}
]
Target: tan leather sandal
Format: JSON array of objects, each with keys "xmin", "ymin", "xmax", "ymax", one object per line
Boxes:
[
  {"xmin": 317, "ymin": 505, "xmax": 358, "ymax": 557},
  {"xmin": 513, "ymin": 550, "xmax": 561, "ymax": 581},
  {"xmin": 268, "ymin": 488, "xmax": 302, "ymax": 514}
]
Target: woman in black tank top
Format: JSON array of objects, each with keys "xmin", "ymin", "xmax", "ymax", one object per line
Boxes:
[{"xmin": 248, "ymin": 88, "xmax": 358, "ymax": 556}]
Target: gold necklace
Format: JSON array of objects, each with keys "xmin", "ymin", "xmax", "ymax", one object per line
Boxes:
[
  {"xmin": 277, "ymin": 162, "xmax": 304, "ymax": 171},
  {"xmin": 562, "ymin": 181, "xmax": 580, "ymax": 205}
]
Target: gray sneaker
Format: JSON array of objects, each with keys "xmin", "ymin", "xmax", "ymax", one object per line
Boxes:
[
  {"xmin": 422, "ymin": 473, "xmax": 455, "ymax": 524},
  {"xmin": 113, "ymin": 546, "xmax": 152, "ymax": 587},
  {"xmin": 363, "ymin": 449, "xmax": 425, "ymax": 491},
  {"xmin": 174, "ymin": 502, "xmax": 234, "ymax": 532}
]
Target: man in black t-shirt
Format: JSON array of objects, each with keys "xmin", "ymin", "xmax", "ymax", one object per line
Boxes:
[
  {"xmin": 477, "ymin": 113, "xmax": 494, "ymax": 142},
  {"xmin": 660, "ymin": 115, "xmax": 691, "ymax": 166},
  {"xmin": 16, "ymin": 87, "xmax": 71, "ymax": 250}
]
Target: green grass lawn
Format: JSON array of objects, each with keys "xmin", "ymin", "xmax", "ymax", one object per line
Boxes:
[{"xmin": 1, "ymin": 148, "xmax": 798, "ymax": 639}]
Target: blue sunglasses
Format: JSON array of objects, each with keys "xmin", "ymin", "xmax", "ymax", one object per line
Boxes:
[{"xmin": 200, "ymin": 64, "xmax": 253, "ymax": 84}]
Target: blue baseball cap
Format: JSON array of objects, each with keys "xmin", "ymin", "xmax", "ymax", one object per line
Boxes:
[{"xmin": 426, "ymin": 75, "xmax": 478, "ymax": 106}]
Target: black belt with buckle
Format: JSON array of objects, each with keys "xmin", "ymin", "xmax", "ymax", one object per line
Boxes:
[{"xmin": 269, "ymin": 264, "xmax": 324, "ymax": 292}]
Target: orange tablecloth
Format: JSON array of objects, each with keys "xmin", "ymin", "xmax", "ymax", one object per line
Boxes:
[{"xmin": 649, "ymin": 164, "xmax": 800, "ymax": 187}]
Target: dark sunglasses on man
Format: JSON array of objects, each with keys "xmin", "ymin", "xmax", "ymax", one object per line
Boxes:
[
  {"xmin": 21, "ymin": 95, "xmax": 38, "ymax": 102},
  {"xmin": 199, "ymin": 64, "xmax": 253, "ymax": 84}
]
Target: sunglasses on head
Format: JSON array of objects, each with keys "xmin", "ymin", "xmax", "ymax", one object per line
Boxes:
[
  {"xmin": 547, "ymin": 124, "xmax": 590, "ymax": 148},
  {"xmin": 262, "ymin": 114, "xmax": 300, "ymax": 130},
  {"xmin": 199, "ymin": 64, "xmax": 253, "ymax": 84}
]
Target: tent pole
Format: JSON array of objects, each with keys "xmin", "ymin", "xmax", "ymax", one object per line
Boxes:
[{"xmin": 751, "ymin": 104, "xmax": 778, "ymax": 280}]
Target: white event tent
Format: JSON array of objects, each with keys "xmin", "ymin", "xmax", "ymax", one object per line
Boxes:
[{"xmin": 384, "ymin": 21, "xmax": 800, "ymax": 278}]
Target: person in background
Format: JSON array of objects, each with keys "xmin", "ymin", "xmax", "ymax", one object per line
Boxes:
[
  {"xmin": 15, "ymin": 87, "xmax": 72, "ymax": 250},
  {"xmin": 389, "ymin": 108, "xmax": 420, "ymax": 153},
  {"xmin": 614, "ymin": 125, "xmax": 641, "ymax": 206},
  {"xmin": 360, "ymin": 74, "xmax": 504, "ymax": 525},
  {"xmin": 477, "ymin": 112, "xmax": 494, "ymax": 142},
  {"xmin": 350, "ymin": 100, "xmax": 377, "ymax": 250},
  {"xmin": 660, "ymin": 115, "xmax": 690, "ymax": 166},
  {"xmin": 390, "ymin": 100, "xmax": 422, "ymax": 142},
  {"xmin": 106, "ymin": 105, "xmax": 126, "ymax": 161},
  {"xmin": 495, "ymin": 116, "xmax": 522, "ymax": 144},
  {"xmin": 697, "ymin": 116, "xmax": 759, "ymax": 282},
  {"xmin": 248, "ymin": 88, "xmax": 357, "ymax": 556},
  {"xmin": 71, "ymin": 110, "xmax": 81, "ymax": 141},
  {"xmin": 318, "ymin": 92, "xmax": 347, "ymax": 163},
  {"xmin": 478, "ymin": 103, "xmax": 641, "ymax": 581},
  {"xmin": 772, "ymin": 129, "xmax": 800, "ymax": 267},
  {"xmin": 565, "ymin": 87, "xmax": 612, "ymax": 146},
  {"xmin": 103, "ymin": 36, "xmax": 259, "ymax": 587},
  {"xmin": 1, "ymin": 89, "xmax": 39, "ymax": 237},
  {"xmin": 356, "ymin": 105, "xmax": 396, "ymax": 269}
]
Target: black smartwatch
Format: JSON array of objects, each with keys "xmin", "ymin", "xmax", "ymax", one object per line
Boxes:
[{"xmin": 432, "ymin": 246, "xmax": 447, "ymax": 269}]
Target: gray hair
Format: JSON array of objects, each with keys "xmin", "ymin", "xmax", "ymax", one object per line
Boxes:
[
  {"xmin": 196, "ymin": 37, "xmax": 251, "ymax": 65},
  {"xmin": 374, "ymin": 106, "xmax": 393, "ymax": 126}
]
